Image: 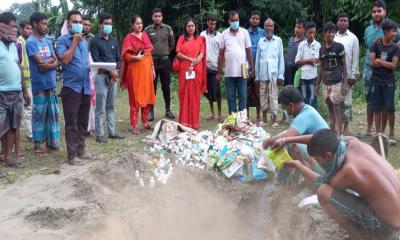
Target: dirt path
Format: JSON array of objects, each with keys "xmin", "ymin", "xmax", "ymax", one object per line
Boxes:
[{"xmin": 0, "ymin": 151, "xmax": 347, "ymax": 240}]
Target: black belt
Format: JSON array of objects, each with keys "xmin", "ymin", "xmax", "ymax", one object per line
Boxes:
[{"xmin": 153, "ymin": 56, "xmax": 169, "ymax": 61}]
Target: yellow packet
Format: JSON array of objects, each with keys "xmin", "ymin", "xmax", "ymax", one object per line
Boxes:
[{"xmin": 266, "ymin": 148, "xmax": 292, "ymax": 169}]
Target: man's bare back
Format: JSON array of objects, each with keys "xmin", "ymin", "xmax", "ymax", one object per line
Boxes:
[{"xmin": 330, "ymin": 136, "xmax": 400, "ymax": 228}]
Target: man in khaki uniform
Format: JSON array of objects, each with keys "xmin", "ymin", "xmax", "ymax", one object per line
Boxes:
[{"xmin": 145, "ymin": 8, "xmax": 175, "ymax": 121}]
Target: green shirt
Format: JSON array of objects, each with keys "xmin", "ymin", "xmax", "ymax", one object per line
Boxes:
[{"xmin": 144, "ymin": 23, "xmax": 175, "ymax": 58}]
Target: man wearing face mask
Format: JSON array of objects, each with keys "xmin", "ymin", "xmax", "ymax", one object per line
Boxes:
[
  {"xmin": 217, "ymin": 10, "xmax": 254, "ymax": 114},
  {"xmin": 263, "ymin": 86, "xmax": 328, "ymax": 166},
  {"xmin": 56, "ymin": 10, "xmax": 91, "ymax": 165},
  {"xmin": 90, "ymin": 13, "xmax": 124, "ymax": 143},
  {"xmin": 0, "ymin": 12, "xmax": 31, "ymax": 169},
  {"xmin": 26, "ymin": 12, "xmax": 60, "ymax": 155},
  {"xmin": 255, "ymin": 18, "xmax": 284, "ymax": 127}
]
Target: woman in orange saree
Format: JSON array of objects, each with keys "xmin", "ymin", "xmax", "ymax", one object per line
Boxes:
[
  {"xmin": 120, "ymin": 15, "xmax": 155, "ymax": 134},
  {"xmin": 176, "ymin": 18, "xmax": 207, "ymax": 129}
]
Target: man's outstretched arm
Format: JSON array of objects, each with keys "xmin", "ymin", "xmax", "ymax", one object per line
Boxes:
[{"xmin": 285, "ymin": 160, "xmax": 320, "ymax": 186}]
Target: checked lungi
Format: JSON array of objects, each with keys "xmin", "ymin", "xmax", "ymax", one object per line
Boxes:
[{"xmin": 32, "ymin": 89, "xmax": 60, "ymax": 150}]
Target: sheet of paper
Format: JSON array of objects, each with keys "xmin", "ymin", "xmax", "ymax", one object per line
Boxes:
[{"xmin": 185, "ymin": 71, "xmax": 196, "ymax": 80}]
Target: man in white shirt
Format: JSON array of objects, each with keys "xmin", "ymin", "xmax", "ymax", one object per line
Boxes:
[
  {"xmin": 216, "ymin": 10, "xmax": 254, "ymax": 114},
  {"xmin": 255, "ymin": 18, "xmax": 285, "ymax": 126},
  {"xmin": 295, "ymin": 21, "xmax": 321, "ymax": 110},
  {"xmin": 334, "ymin": 13, "xmax": 359, "ymax": 135},
  {"xmin": 200, "ymin": 15, "xmax": 223, "ymax": 122}
]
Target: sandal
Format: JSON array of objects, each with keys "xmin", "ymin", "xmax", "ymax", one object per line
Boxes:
[
  {"xmin": 131, "ymin": 127, "xmax": 140, "ymax": 135},
  {"xmin": 388, "ymin": 138, "xmax": 397, "ymax": 145},
  {"xmin": 143, "ymin": 124, "xmax": 152, "ymax": 131},
  {"xmin": 3, "ymin": 159, "xmax": 24, "ymax": 168},
  {"xmin": 16, "ymin": 152, "xmax": 25, "ymax": 161},
  {"xmin": 272, "ymin": 122, "xmax": 280, "ymax": 129},
  {"xmin": 206, "ymin": 116, "xmax": 215, "ymax": 121},
  {"xmin": 34, "ymin": 148, "xmax": 47, "ymax": 156}
]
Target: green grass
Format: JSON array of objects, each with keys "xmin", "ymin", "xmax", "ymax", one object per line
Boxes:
[{"xmin": 1, "ymin": 73, "xmax": 399, "ymax": 185}]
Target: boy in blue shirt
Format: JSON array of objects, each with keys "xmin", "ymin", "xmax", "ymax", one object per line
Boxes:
[
  {"xmin": 369, "ymin": 20, "xmax": 399, "ymax": 144},
  {"xmin": 26, "ymin": 12, "xmax": 60, "ymax": 155}
]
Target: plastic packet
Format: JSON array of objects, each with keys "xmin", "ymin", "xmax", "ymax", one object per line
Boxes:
[{"xmin": 266, "ymin": 147, "xmax": 292, "ymax": 169}]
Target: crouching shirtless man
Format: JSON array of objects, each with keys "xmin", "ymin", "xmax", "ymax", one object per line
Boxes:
[{"xmin": 285, "ymin": 128, "xmax": 400, "ymax": 240}]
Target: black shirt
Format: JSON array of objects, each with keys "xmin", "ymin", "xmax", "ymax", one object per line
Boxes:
[
  {"xmin": 370, "ymin": 41, "xmax": 399, "ymax": 86},
  {"xmin": 90, "ymin": 33, "xmax": 121, "ymax": 69},
  {"xmin": 319, "ymin": 42, "xmax": 345, "ymax": 85}
]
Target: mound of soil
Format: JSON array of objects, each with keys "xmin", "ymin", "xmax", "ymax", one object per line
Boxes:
[{"xmin": 0, "ymin": 151, "xmax": 347, "ymax": 240}]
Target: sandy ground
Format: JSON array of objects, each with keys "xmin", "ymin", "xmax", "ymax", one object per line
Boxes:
[{"xmin": 0, "ymin": 151, "xmax": 347, "ymax": 240}]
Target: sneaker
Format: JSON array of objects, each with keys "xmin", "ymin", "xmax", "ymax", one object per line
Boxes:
[
  {"xmin": 96, "ymin": 136, "xmax": 107, "ymax": 143},
  {"xmin": 108, "ymin": 132, "xmax": 125, "ymax": 139},
  {"xmin": 69, "ymin": 156, "xmax": 83, "ymax": 166},
  {"xmin": 165, "ymin": 110, "xmax": 175, "ymax": 119}
]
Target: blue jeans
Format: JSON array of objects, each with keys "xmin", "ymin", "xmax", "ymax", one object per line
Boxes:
[
  {"xmin": 225, "ymin": 77, "xmax": 247, "ymax": 113},
  {"xmin": 301, "ymin": 78, "xmax": 318, "ymax": 110},
  {"xmin": 95, "ymin": 74, "xmax": 117, "ymax": 137}
]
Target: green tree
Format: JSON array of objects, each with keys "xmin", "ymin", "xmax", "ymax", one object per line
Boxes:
[{"xmin": 7, "ymin": 2, "xmax": 34, "ymax": 23}]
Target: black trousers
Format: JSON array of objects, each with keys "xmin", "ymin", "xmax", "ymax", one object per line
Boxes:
[
  {"xmin": 284, "ymin": 64, "xmax": 298, "ymax": 86},
  {"xmin": 61, "ymin": 87, "xmax": 90, "ymax": 160},
  {"xmin": 153, "ymin": 58, "xmax": 171, "ymax": 111}
]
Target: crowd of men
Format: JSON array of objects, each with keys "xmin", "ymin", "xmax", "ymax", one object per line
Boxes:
[{"xmin": 0, "ymin": 0, "xmax": 400, "ymax": 239}]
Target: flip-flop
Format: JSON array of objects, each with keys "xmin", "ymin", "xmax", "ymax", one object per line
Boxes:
[
  {"xmin": 34, "ymin": 149, "xmax": 47, "ymax": 156},
  {"xmin": 206, "ymin": 116, "xmax": 215, "ymax": 121},
  {"xmin": 3, "ymin": 159, "xmax": 24, "ymax": 168},
  {"xmin": 388, "ymin": 139, "xmax": 397, "ymax": 145},
  {"xmin": 16, "ymin": 152, "xmax": 25, "ymax": 161},
  {"xmin": 217, "ymin": 116, "xmax": 224, "ymax": 123},
  {"xmin": 272, "ymin": 123, "xmax": 280, "ymax": 129},
  {"xmin": 143, "ymin": 124, "xmax": 152, "ymax": 131}
]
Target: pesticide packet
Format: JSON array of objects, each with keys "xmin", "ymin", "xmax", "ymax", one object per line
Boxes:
[{"xmin": 266, "ymin": 147, "xmax": 292, "ymax": 169}]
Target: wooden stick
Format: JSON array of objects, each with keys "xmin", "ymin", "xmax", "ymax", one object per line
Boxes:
[{"xmin": 378, "ymin": 133, "xmax": 386, "ymax": 159}]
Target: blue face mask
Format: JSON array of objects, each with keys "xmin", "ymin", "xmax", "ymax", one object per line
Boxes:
[
  {"xmin": 71, "ymin": 23, "xmax": 83, "ymax": 34},
  {"xmin": 103, "ymin": 25, "xmax": 113, "ymax": 35},
  {"xmin": 230, "ymin": 21, "xmax": 240, "ymax": 30}
]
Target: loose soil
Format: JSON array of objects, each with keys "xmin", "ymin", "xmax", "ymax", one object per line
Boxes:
[{"xmin": 0, "ymin": 150, "xmax": 347, "ymax": 240}]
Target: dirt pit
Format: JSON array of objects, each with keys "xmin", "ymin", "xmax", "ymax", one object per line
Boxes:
[{"xmin": 0, "ymin": 151, "xmax": 347, "ymax": 240}]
